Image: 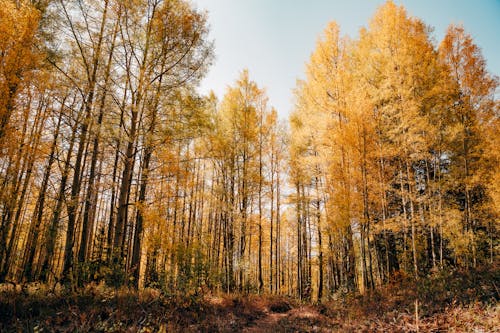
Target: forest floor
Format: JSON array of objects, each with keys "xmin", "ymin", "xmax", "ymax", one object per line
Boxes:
[{"xmin": 0, "ymin": 266, "xmax": 498, "ymax": 332}]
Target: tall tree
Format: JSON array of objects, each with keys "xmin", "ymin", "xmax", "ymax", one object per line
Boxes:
[{"xmin": 438, "ymin": 24, "xmax": 498, "ymax": 267}]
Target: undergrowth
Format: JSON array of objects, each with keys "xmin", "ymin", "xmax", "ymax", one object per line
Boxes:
[{"xmin": 0, "ymin": 265, "xmax": 498, "ymax": 332}]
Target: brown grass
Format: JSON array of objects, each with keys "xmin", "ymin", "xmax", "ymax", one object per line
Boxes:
[{"xmin": 0, "ymin": 266, "xmax": 498, "ymax": 332}]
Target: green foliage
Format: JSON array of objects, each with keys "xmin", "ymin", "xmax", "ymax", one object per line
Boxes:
[{"xmin": 103, "ymin": 259, "xmax": 127, "ymax": 289}]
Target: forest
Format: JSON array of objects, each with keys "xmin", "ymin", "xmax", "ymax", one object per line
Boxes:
[{"xmin": 0, "ymin": 0, "xmax": 498, "ymax": 331}]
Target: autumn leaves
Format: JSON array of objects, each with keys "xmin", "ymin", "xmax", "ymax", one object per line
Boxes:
[
  {"xmin": 0, "ymin": 0, "xmax": 496, "ymax": 299},
  {"xmin": 290, "ymin": 1, "xmax": 497, "ymax": 296}
]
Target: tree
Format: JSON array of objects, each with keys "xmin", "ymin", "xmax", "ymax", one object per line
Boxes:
[
  {"xmin": 439, "ymin": 24, "xmax": 498, "ymax": 267},
  {"xmin": 0, "ymin": 0, "xmax": 40, "ymax": 143}
]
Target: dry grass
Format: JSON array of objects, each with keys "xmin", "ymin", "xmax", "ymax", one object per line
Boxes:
[{"xmin": 0, "ymin": 266, "xmax": 498, "ymax": 332}]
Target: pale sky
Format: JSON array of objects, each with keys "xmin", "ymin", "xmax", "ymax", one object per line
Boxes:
[{"xmin": 192, "ymin": 0, "xmax": 500, "ymax": 119}]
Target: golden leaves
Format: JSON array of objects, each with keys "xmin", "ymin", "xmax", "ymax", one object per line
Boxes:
[{"xmin": 0, "ymin": 0, "xmax": 41, "ymax": 139}]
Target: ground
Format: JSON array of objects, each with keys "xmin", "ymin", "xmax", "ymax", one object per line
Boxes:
[{"xmin": 0, "ymin": 267, "xmax": 498, "ymax": 332}]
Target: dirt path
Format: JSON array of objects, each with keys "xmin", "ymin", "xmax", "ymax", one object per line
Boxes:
[
  {"xmin": 243, "ymin": 305, "xmax": 326, "ymax": 332},
  {"xmin": 242, "ymin": 310, "xmax": 289, "ymax": 332}
]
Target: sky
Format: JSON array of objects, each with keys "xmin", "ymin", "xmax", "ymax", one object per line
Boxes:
[{"xmin": 191, "ymin": 0, "xmax": 500, "ymax": 119}]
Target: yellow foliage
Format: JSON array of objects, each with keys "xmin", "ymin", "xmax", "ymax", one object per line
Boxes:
[{"xmin": 0, "ymin": 0, "xmax": 40, "ymax": 140}]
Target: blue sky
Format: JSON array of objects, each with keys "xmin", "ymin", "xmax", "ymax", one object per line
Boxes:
[{"xmin": 192, "ymin": 0, "xmax": 500, "ymax": 118}]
